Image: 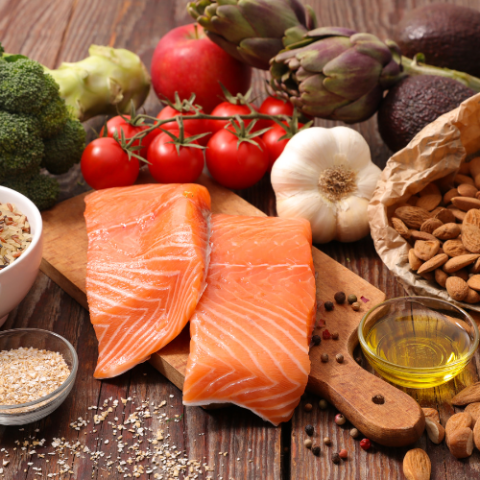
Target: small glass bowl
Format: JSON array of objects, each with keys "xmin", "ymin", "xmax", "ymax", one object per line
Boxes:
[
  {"xmin": 358, "ymin": 297, "xmax": 479, "ymax": 389},
  {"xmin": 0, "ymin": 328, "xmax": 78, "ymax": 425}
]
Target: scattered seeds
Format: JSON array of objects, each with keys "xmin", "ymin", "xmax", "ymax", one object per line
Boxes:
[
  {"xmin": 311, "ymin": 445, "xmax": 321, "ymax": 456},
  {"xmin": 331, "ymin": 332, "xmax": 339, "ymax": 340},
  {"xmin": 334, "ymin": 291, "xmax": 346, "ymax": 304},
  {"xmin": 332, "ymin": 452, "xmax": 341, "ymax": 464},
  {"xmin": 336, "ymin": 354, "xmax": 344, "ymax": 363},
  {"xmin": 322, "ymin": 329, "xmax": 331, "ymax": 340},
  {"xmin": 351, "ymin": 302, "xmax": 361, "ymax": 311},
  {"xmin": 319, "ymin": 399, "xmax": 328, "ymax": 410},
  {"xmin": 305, "ymin": 424, "xmax": 314, "ymax": 436},
  {"xmin": 324, "ymin": 301, "xmax": 334, "ymax": 311},
  {"xmin": 372, "ymin": 394, "xmax": 385, "ymax": 405},
  {"xmin": 321, "ymin": 353, "xmax": 329, "ymax": 363},
  {"xmin": 347, "ymin": 294, "xmax": 357, "ymax": 304},
  {"xmin": 350, "ymin": 428, "xmax": 359, "ymax": 438},
  {"xmin": 311, "ymin": 334, "xmax": 321, "ymax": 346},
  {"xmin": 304, "ymin": 438, "xmax": 313, "ymax": 449},
  {"xmin": 339, "ymin": 449, "xmax": 348, "ymax": 459},
  {"xmin": 304, "ymin": 403, "xmax": 313, "ymax": 412},
  {"xmin": 335, "ymin": 414, "xmax": 346, "ymax": 426},
  {"xmin": 360, "ymin": 438, "xmax": 372, "ymax": 451},
  {"xmin": 323, "ymin": 437, "xmax": 331, "ymax": 446}
]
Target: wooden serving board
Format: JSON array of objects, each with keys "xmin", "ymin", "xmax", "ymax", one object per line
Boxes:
[{"xmin": 41, "ymin": 175, "xmax": 424, "ymax": 447}]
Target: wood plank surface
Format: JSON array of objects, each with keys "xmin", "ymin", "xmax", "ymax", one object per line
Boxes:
[{"xmin": 1, "ymin": 0, "xmax": 480, "ymax": 479}]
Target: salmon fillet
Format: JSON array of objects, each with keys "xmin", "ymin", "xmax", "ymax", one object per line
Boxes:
[
  {"xmin": 183, "ymin": 214, "xmax": 316, "ymax": 425},
  {"xmin": 84, "ymin": 184, "xmax": 211, "ymax": 379}
]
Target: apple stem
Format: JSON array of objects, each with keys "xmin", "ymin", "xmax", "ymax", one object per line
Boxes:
[{"xmin": 194, "ymin": 23, "xmax": 199, "ymax": 40}]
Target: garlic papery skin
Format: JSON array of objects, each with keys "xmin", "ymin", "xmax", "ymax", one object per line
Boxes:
[{"xmin": 271, "ymin": 126, "xmax": 381, "ymax": 244}]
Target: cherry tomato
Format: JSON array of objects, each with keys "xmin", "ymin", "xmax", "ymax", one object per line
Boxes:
[
  {"xmin": 262, "ymin": 122, "xmax": 304, "ymax": 170},
  {"xmin": 207, "ymin": 102, "xmax": 256, "ymax": 135},
  {"xmin": 81, "ymin": 137, "xmax": 139, "ymax": 190},
  {"xmin": 153, "ymin": 106, "xmax": 211, "ymax": 146},
  {"xmin": 100, "ymin": 115, "xmax": 149, "ymax": 157},
  {"xmin": 255, "ymin": 96, "xmax": 294, "ymax": 131},
  {"xmin": 206, "ymin": 129, "xmax": 269, "ymax": 190},
  {"xmin": 147, "ymin": 129, "xmax": 204, "ymax": 183}
]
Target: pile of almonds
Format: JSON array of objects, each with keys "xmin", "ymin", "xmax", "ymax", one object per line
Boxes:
[{"xmin": 390, "ymin": 157, "xmax": 480, "ymax": 304}]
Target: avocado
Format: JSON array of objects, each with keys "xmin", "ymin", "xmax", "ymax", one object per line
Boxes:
[
  {"xmin": 395, "ymin": 3, "xmax": 480, "ymax": 77},
  {"xmin": 378, "ymin": 75, "xmax": 474, "ymax": 152}
]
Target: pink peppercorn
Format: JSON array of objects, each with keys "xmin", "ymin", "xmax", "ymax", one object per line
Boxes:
[
  {"xmin": 339, "ymin": 449, "xmax": 348, "ymax": 459},
  {"xmin": 322, "ymin": 329, "xmax": 331, "ymax": 340},
  {"xmin": 360, "ymin": 438, "xmax": 371, "ymax": 451}
]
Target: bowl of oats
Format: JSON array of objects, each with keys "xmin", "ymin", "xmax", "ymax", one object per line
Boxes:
[
  {"xmin": 0, "ymin": 328, "xmax": 78, "ymax": 425},
  {"xmin": 0, "ymin": 186, "xmax": 43, "ymax": 327}
]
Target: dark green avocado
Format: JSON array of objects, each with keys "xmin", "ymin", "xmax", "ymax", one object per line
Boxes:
[
  {"xmin": 378, "ymin": 75, "xmax": 474, "ymax": 152},
  {"xmin": 395, "ymin": 3, "xmax": 480, "ymax": 77}
]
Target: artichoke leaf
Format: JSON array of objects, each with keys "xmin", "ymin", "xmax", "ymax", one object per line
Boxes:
[{"xmin": 332, "ymin": 86, "xmax": 382, "ymax": 123}]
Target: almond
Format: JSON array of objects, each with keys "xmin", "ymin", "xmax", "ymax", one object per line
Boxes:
[
  {"xmin": 403, "ymin": 448, "xmax": 431, "ymax": 480},
  {"xmin": 451, "ymin": 268, "xmax": 470, "ymax": 282},
  {"xmin": 443, "ymin": 254, "xmax": 480, "ymax": 273},
  {"xmin": 446, "ymin": 412, "xmax": 473, "ymax": 451},
  {"xmin": 445, "ymin": 276, "xmax": 469, "ymax": 301},
  {"xmin": 474, "ymin": 416, "xmax": 480, "ymax": 451},
  {"xmin": 462, "ymin": 223, "xmax": 480, "ymax": 253},
  {"xmin": 458, "ymin": 183, "xmax": 478, "ymax": 198},
  {"xmin": 443, "ymin": 239, "xmax": 469, "ymax": 257},
  {"xmin": 414, "ymin": 240, "xmax": 440, "ymax": 261},
  {"xmin": 452, "ymin": 383, "xmax": 480, "ymax": 406},
  {"xmin": 408, "ymin": 249, "xmax": 423, "ymax": 271},
  {"xmin": 464, "ymin": 288, "xmax": 480, "ymax": 304},
  {"xmin": 432, "ymin": 223, "xmax": 461, "ymax": 240},
  {"xmin": 417, "ymin": 254, "xmax": 449, "ymax": 275},
  {"xmin": 447, "ymin": 207, "xmax": 466, "ymax": 222},
  {"xmin": 425, "ymin": 417, "xmax": 445, "ymax": 444},
  {"xmin": 463, "ymin": 209, "xmax": 480, "ymax": 227},
  {"xmin": 448, "ymin": 427, "xmax": 474, "ymax": 458},
  {"xmin": 459, "ymin": 161, "xmax": 471, "ymax": 175},
  {"xmin": 455, "ymin": 173, "xmax": 475, "ymax": 187},
  {"xmin": 435, "ymin": 268, "xmax": 448, "ymax": 287},
  {"xmin": 391, "ymin": 217, "xmax": 410, "ymax": 238},
  {"xmin": 451, "ymin": 196, "xmax": 480, "ymax": 211},
  {"xmin": 434, "ymin": 208, "xmax": 456, "ymax": 224},
  {"xmin": 410, "ymin": 230, "xmax": 438, "ymax": 242},
  {"xmin": 419, "ymin": 271, "xmax": 435, "ymax": 281},
  {"xmin": 419, "ymin": 183, "xmax": 441, "ymax": 196},
  {"xmin": 395, "ymin": 206, "xmax": 432, "ymax": 229},
  {"xmin": 407, "ymin": 195, "xmax": 419, "ymax": 206},
  {"xmin": 422, "ymin": 407, "xmax": 440, "ymax": 423},
  {"xmin": 467, "ymin": 275, "xmax": 480, "ymax": 291},
  {"xmin": 420, "ymin": 218, "xmax": 443, "ymax": 234},
  {"xmin": 476, "ymin": 191, "xmax": 480, "ymax": 200},
  {"xmin": 416, "ymin": 194, "xmax": 442, "ymax": 212},
  {"xmin": 443, "ymin": 188, "xmax": 459, "ymax": 205},
  {"xmin": 465, "ymin": 403, "xmax": 480, "ymax": 424},
  {"xmin": 469, "ymin": 157, "xmax": 480, "ymax": 178}
]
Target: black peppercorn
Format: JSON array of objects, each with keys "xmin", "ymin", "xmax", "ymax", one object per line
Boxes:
[
  {"xmin": 324, "ymin": 301, "xmax": 334, "ymax": 311},
  {"xmin": 311, "ymin": 334, "xmax": 321, "ymax": 346},
  {"xmin": 331, "ymin": 332, "xmax": 339, "ymax": 340},
  {"xmin": 312, "ymin": 445, "xmax": 321, "ymax": 456},
  {"xmin": 347, "ymin": 294, "xmax": 357, "ymax": 304},
  {"xmin": 332, "ymin": 452, "xmax": 341, "ymax": 464},
  {"xmin": 334, "ymin": 291, "xmax": 346, "ymax": 304},
  {"xmin": 321, "ymin": 353, "xmax": 329, "ymax": 363},
  {"xmin": 372, "ymin": 394, "xmax": 385, "ymax": 405},
  {"xmin": 305, "ymin": 424, "xmax": 314, "ymax": 436}
]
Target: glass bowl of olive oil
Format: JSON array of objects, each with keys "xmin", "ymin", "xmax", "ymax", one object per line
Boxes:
[{"xmin": 358, "ymin": 297, "xmax": 479, "ymax": 389}]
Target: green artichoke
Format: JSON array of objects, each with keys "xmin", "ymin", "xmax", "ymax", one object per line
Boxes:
[
  {"xmin": 187, "ymin": 0, "xmax": 317, "ymax": 70},
  {"xmin": 270, "ymin": 27, "xmax": 404, "ymax": 123}
]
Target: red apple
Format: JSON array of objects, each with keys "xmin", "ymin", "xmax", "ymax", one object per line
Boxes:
[{"xmin": 151, "ymin": 24, "xmax": 252, "ymax": 113}]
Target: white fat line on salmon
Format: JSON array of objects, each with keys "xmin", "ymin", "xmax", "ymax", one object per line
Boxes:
[
  {"xmin": 203, "ymin": 302, "xmax": 309, "ymax": 375},
  {"xmin": 88, "ymin": 279, "xmax": 164, "ymax": 301},
  {"xmin": 93, "ymin": 265, "xmax": 182, "ymax": 277},
  {"xmin": 92, "ymin": 272, "xmax": 172, "ymax": 292},
  {"xmin": 210, "ymin": 263, "xmax": 312, "ymax": 268}
]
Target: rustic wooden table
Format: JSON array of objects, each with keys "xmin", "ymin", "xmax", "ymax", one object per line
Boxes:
[{"xmin": 1, "ymin": 0, "xmax": 480, "ymax": 478}]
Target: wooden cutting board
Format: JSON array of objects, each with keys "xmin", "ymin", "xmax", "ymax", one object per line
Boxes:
[{"xmin": 40, "ymin": 175, "xmax": 424, "ymax": 447}]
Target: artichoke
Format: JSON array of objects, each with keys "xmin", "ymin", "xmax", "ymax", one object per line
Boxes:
[
  {"xmin": 187, "ymin": 0, "xmax": 317, "ymax": 70},
  {"xmin": 270, "ymin": 27, "xmax": 404, "ymax": 123}
]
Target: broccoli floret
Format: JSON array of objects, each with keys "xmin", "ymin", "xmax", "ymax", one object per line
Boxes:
[
  {"xmin": 0, "ymin": 111, "xmax": 44, "ymax": 181},
  {"xmin": 0, "ymin": 59, "xmax": 58, "ymax": 115},
  {"xmin": 38, "ymin": 96, "xmax": 69, "ymax": 139},
  {"xmin": 3, "ymin": 170, "xmax": 59, "ymax": 211},
  {"xmin": 42, "ymin": 117, "xmax": 85, "ymax": 175}
]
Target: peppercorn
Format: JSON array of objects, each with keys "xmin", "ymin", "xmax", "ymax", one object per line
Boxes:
[
  {"xmin": 312, "ymin": 445, "xmax": 321, "ymax": 456},
  {"xmin": 331, "ymin": 332, "xmax": 339, "ymax": 340},
  {"xmin": 321, "ymin": 353, "xmax": 329, "ymax": 363},
  {"xmin": 336, "ymin": 354, "xmax": 344, "ymax": 364},
  {"xmin": 311, "ymin": 334, "xmax": 321, "ymax": 346},
  {"xmin": 305, "ymin": 424, "xmax": 314, "ymax": 436},
  {"xmin": 331, "ymin": 452, "xmax": 341, "ymax": 464},
  {"xmin": 347, "ymin": 294, "xmax": 357, "ymax": 304},
  {"xmin": 324, "ymin": 301, "xmax": 334, "ymax": 311},
  {"xmin": 350, "ymin": 428, "xmax": 359, "ymax": 438},
  {"xmin": 319, "ymin": 399, "xmax": 328, "ymax": 410},
  {"xmin": 351, "ymin": 302, "xmax": 360, "ymax": 311},
  {"xmin": 304, "ymin": 403, "xmax": 313, "ymax": 412},
  {"xmin": 339, "ymin": 449, "xmax": 348, "ymax": 459},
  {"xmin": 323, "ymin": 436, "xmax": 331, "ymax": 445},
  {"xmin": 335, "ymin": 413, "xmax": 346, "ymax": 426},
  {"xmin": 372, "ymin": 394, "xmax": 385, "ymax": 405},
  {"xmin": 355, "ymin": 356, "xmax": 363, "ymax": 366},
  {"xmin": 360, "ymin": 438, "xmax": 371, "ymax": 451},
  {"xmin": 304, "ymin": 438, "xmax": 313, "ymax": 449},
  {"xmin": 334, "ymin": 291, "xmax": 346, "ymax": 304},
  {"xmin": 322, "ymin": 329, "xmax": 331, "ymax": 340}
]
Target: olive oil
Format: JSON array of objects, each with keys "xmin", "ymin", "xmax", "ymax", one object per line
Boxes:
[{"xmin": 364, "ymin": 310, "xmax": 474, "ymax": 389}]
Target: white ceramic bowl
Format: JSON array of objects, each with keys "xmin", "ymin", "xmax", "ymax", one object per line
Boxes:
[{"xmin": 0, "ymin": 187, "xmax": 43, "ymax": 327}]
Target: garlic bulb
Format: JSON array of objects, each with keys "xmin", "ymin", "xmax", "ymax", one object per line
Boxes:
[{"xmin": 271, "ymin": 126, "xmax": 381, "ymax": 243}]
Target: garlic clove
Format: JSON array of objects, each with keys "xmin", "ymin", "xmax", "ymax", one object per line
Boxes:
[
  {"xmin": 330, "ymin": 127, "xmax": 372, "ymax": 170},
  {"xmin": 335, "ymin": 196, "xmax": 370, "ymax": 242},
  {"xmin": 355, "ymin": 161, "xmax": 382, "ymax": 199}
]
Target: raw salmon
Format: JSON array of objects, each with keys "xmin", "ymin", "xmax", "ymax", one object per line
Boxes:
[
  {"xmin": 182, "ymin": 214, "xmax": 316, "ymax": 425},
  {"xmin": 84, "ymin": 184, "xmax": 211, "ymax": 379}
]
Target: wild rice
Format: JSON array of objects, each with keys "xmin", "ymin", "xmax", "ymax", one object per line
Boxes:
[{"xmin": 0, "ymin": 202, "xmax": 32, "ymax": 268}]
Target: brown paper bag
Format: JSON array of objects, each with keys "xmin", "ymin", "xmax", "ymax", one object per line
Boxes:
[{"xmin": 368, "ymin": 93, "xmax": 480, "ymax": 311}]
